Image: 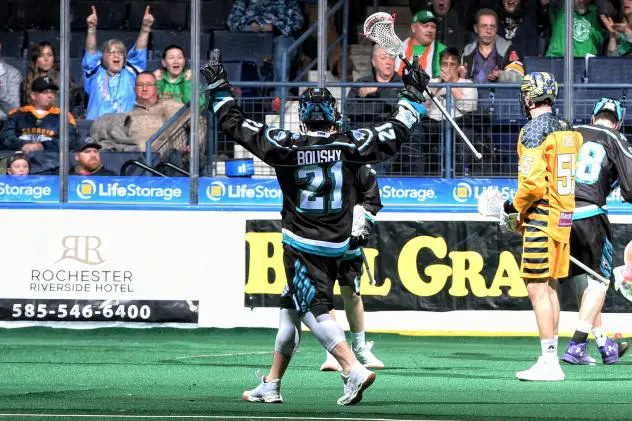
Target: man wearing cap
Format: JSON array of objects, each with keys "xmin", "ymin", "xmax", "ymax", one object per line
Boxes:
[
  {"xmin": 70, "ymin": 137, "xmax": 117, "ymax": 176},
  {"xmin": 396, "ymin": 9, "xmax": 447, "ymax": 79},
  {"xmin": 0, "ymin": 76, "xmax": 79, "ymax": 152},
  {"xmin": 5, "ymin": 151, "xmax": 30, "ymax": 176},
  {"xmin": 459, "ymin": 8, "xmax": 525, "ymax": 84}
]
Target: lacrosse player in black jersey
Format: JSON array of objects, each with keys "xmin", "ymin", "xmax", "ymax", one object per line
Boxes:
[
  {"xmin": 320, "ymin": 164, "xmax": 385, "ymax": 372},
  {"xmin": 560, "ymin": 98, "xmax": 632, "ymax": 366},
  {"xmin": 201, "ymin": 51, "xmax": 429, "ymax": 406}
]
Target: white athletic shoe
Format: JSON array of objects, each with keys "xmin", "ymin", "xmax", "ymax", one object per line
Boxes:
[
  {"xmin": 242, "ymin": 371, "xmax": 283, "ymax": 403},
  {"xmin": 353, "ymin": 341, "xmax": 385, "ymax": 369},
  {"xmin": 337, "ymin": 363, "xmax": 376, "ymax": 406},
  {"xmin": 516, "ymin": 356, "xmax": 565, "ymax": 382},
  {"xmin": 320, "ymin": 352, "xmax": 343, "ymax": 371}
]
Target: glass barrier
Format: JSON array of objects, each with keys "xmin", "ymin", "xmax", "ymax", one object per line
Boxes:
[{"xmin": 1, "ymin": 1, "xmax": 631, "ymax": 205}]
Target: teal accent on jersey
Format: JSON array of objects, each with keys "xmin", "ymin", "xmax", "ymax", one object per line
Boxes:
[
  {"xmin": 282, "ymin": 232, "xmax": 349, "ymax": 257},
  {"xmin": 520, "ymin": 112, "xmax": 568, "ymax": 149},
  {"xmin": 572, "ymin": 206, "xmax": 606, "ymax": 220},
  {"xmin": 341, "ymin": 248, "xmax": 362, "ymax": 260}
]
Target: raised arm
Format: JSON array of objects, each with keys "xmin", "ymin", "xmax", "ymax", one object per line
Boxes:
[
  {"xmin": 135, "ymin": 6, "xmax": 154, "ymax": 51},
  {"xmin": 85, "ymin": 5, "xmax": 98, "ymax": 54}
]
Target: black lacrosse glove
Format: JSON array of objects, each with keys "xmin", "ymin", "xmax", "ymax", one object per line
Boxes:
[
  {"xmin": 200, "ymin": 49, "xmax": 231, "ymax": 97},
  {"xmin": 399, "ymin": 56, "xmax": 430, "ymax": 103}
]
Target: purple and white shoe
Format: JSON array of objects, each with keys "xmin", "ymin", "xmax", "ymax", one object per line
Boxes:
[
  {"xmin": 598, "ymin": 339, "xmax": 629, "ymax": 365},
  {"xmin": 561, "ymin": 341, "xmax": 595, "ymax": 365}
]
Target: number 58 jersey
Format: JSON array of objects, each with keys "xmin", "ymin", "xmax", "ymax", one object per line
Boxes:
[
  {"xmin": 514, "ymin": 113, "xmax": 583, "ymax": 243},
  {"xmin": 214, "ymin": 95, "xmax": 421, "ymax": 257},
  {"xmin": 573, "ymin": 124, "xmax": 632, "ymax": 211}
]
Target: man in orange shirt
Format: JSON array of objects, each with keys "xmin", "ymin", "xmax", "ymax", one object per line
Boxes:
[{"xmin": 502, "ymin": 72, "xmax": 582, "ymax": 381}]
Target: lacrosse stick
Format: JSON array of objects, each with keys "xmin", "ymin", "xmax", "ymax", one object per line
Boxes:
[
  {"xmin": 477, "ymin": 189, "xmax": 611, "ymax": 285},
  {"xmin": 360, "ymin": 247, "xmax": 377, "ymax": 286},
  {"xmin": 363, "ymin": 12, "xmax": 482, "ymax": 160}
]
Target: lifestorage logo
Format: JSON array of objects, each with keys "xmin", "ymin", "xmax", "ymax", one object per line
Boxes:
[
  {"xmin": 452, "ymin": 182, "xmax": 473, "ymax": 203},
  {"xmin": 199, "ymin": 178, "xmax": 282, "ymax": 208},
  {"xmin": 0, "ymin": 175, "xmax": 59, "ymax": 202},
  {"xmin": 206, "ymin": 180, "xmax": 226, "ymax": 201},
  {"xmin": 68, "ymin": 177, "xmax": 189, "ymax": 204}
]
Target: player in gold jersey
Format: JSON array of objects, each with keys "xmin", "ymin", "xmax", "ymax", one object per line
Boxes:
[{"xmin": 502, "ymin": 72, "xmax": 583, "ymax": 381}]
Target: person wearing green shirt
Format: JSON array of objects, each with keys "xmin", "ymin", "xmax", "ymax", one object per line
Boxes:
[
  {"xmin": 601, "ymin": 8, "xmax": 632, "ymax": 56},
  {"xmin": 153, "ymin": 44, "xmax": 206, "ymax": 106},
  {"xmin": 545, "ymin": 0, "xmax": 604, "ymax": 57},
  {"xmin": 395, "ymin": 9, "xmax": 447, "ymax": 79}
]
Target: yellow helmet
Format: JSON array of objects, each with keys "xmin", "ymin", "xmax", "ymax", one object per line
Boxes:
[{"xmin": 520, "ymin": 72, "xmax": 558, "ymax": 105}]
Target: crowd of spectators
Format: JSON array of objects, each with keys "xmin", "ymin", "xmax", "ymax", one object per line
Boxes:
[{"xmin": 0, "ymin": 0, "xmax": 630, "ymax": 177}]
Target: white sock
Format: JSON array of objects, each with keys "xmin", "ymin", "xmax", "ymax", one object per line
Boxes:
[
  {"xmin": 352, "ymin": 332, "xmax": 366, "ymax": 348},
  {"xmin": 593, "ymin": 327, "xmax": 607, "ymax": 347},
  {"xmin": 541, "ymin": 338, "xmax": 557, "ymax": 361},
  {"xmin": 554, "ymin": 335, "xmax": 559, "ymax": 349}
]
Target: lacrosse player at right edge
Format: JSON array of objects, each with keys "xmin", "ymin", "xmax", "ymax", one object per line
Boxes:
[
  {"xmin": 560, "ymin": 98, "xmax": 631, "ymax": 366},
  {"xmin": 501, "ymin": 72, "xmax": 582, "ymax": 381}
]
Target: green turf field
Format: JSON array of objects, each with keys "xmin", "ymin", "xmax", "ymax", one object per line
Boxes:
[{"xmin": 0, "ymin": 328, "xmax": 631, "ymax": 421}]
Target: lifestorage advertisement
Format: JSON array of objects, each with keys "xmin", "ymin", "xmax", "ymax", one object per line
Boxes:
[{"xmin": 245, "ymin": 220, "xmax": 632, "ymax": 313}]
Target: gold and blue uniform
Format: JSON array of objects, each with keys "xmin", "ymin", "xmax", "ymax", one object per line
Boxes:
[{"xmin": 515, "ymin": 113, "xmax": 582, "ymax": 279}]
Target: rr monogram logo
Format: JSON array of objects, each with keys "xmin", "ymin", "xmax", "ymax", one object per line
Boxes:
[{"xmin": 57, "ymin": 236, "xmax": 106, "ymax": 265}]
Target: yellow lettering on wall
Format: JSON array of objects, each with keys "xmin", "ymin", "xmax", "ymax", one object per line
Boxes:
[
  {"xmin": 448, "ymin": 251, "xmax": 489, "ymax": 297},
  {"xmin": 488, "ymin": 251, "xmax": 528, "ymax": 297},
  {"xmin": 244, "ymin": 232, "xmax": 286, "ymax": 294},
  {"xmin": 398, "ymin": 236, "xmax": 451, "ymax": 296},
  {"xmin": 359, "ymin": 247, "xmax": 390, "ymax": 296}
]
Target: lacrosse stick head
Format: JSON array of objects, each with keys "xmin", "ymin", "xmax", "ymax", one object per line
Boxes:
[
  {"xmin": 477, "ymin": 188, "xmax": 505, "ymax": 217},
  {"xmin": 363, "ymin": 12, "xmax": 402, "ymax": 58}
]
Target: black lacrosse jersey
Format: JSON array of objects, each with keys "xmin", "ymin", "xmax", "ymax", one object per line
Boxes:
[
  {"xmin": 356, "ymin": 165, "xmax": 383, "ymax": 216},
  {"xmin": 573, "ymin": 124, "xmax": 632, "ymax": 219},
  {"xmin": 214, "ymin": 95, "xmax": 420, "ymax": 257}
]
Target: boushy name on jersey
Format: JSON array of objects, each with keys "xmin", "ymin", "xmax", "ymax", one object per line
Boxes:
[{"xmin": 297, "ymin": 150, "xmax": 341, "ymax": 165}]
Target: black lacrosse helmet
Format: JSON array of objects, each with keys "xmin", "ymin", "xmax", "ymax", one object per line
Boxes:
[{"xmin": 298, "ymin": 88, "xmax": 337, "ymax": 131}]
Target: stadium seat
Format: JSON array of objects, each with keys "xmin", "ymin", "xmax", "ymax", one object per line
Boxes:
[
  {"xmin": 70, "ymin": 0, "xmax": 127, "ymax": 30},
  {"xmin": 522, "ymin": 56, "xmax": 586, "ymax": 83},
  {"xmin": 0, "ymin": 30, "xmax": 26, "ymax": 58},
  {"xmin": 128, "ymin": 1, "xmax": 187, "ymax": 30},
  {"xmin": 149, "ymin": 30, "xmax": 211, "ymax": 60},
  {"xmin": 211, "ymin": 31, "xmax": 274, "ymax": 65},
  {"xmin": 201, "ymin": 0, "xmax": 232, "ymax": 32},
  {"xmin": 1, "ymin": 57, "xmax": 28, "ymax": 75},
  {"xmin": 25, "ymin": 30, "xmax": 61, "ymax": 54},
  {"xmin": 586, "ymin": 57, "xmax": 632, "ymax": 84}
]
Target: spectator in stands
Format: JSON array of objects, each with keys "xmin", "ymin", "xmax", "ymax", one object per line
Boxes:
[
  {"xmin": 420, "ymin": 0, "xmax": 470, "ymax": 51},
  {"xmin": 498, "ymin": 0, "xmax": 543, "ymax": 57},
  {"xmin": 397, "ymin": 9, "xmax": 447, "ymax": 79},
  {"xmin": 127, "ymin": 71, "xmax": 183, "ymax": 152},
  {"xmin": 1, "ymin": 77, "xmax": 79, "ymax": 152},
  {"xmin": 82, "ymin": 5, "xmax": 153, "ymax": 120},
  {"xmin": 545, "ymin": 0, "xmax": 605, "ymax": 57},
  {"xmin": 345, "ymin": 45, "xmax": 400, "ymax": 123},
  {"xmin": 5, "ymin": 151, "xmax": 30, "ymax": 176},
  {"xmin": 227, "ymin": 0, "xmax": 304, "ymax": 99},
  {"xmin": 460, "ymin": 9, "xmax": 525, "ymax": 84},
  {"xmin": 601, "ymin": 0, "xmax": 632, "ymax": 56},
  {"xmin": 70, "ymin": 137, "xmax": 117, "ymax": 176},
  {"xmin": 153, "ymin": 45, "xmax": 195, "ymax": 105},
  {"xmin": 427, "ymin": 47, "xmax": 478, "ymax": 121},
  {"xmin": 0, "ymin": 40, "xmax": 23, "ymax": 122},
  {"xmin": 22, "ymin": 42, "xmax": 83, "ymax": 118}
]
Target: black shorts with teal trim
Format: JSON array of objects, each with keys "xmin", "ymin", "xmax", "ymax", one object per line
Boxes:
[
  {"xmin": 567, "ymin": 214, "xmax": 613, "ymax": 280},
  {"xmin": 337, "ymin": 250, "xmax": 363, "ymax": 295},
  {"xmin": 279, "ymin": 244, "xmax": 339, "ymax": 317}
]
